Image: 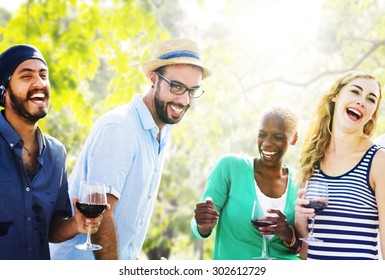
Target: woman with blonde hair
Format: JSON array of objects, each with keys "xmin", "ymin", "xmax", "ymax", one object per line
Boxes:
[{"xmin": 295, "ymin": 71, "xmax": 385, "ymax": 259}]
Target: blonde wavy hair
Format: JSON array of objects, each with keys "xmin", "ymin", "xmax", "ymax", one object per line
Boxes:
[{"xmin": 297, "ymin": 71, "xmax": 382, "ymax": 184}]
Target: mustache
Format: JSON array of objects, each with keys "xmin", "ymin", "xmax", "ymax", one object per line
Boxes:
[{"xmin": 169, "ymin": 102, "xmax": 190, "ymax": 110}]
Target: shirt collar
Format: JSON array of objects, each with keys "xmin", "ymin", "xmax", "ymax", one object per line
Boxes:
[
  {"xmin": 0, "ymin": 110, "xmax": 22, "ymax": 151},
  {"xmin": 36, "ymin": 126, "xmax": 45, "ymax": 155},
  {"xmin": 132, "ymin": 94, "xmax": 173, "ymax": 134},
  {"xmin": 0, "ymin": 110, "xmax": 45, "ymax": 155}
]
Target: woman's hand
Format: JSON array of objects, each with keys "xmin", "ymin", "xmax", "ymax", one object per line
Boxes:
[
  {"xmin": 257, "ymin": 209, "xmax": 292, "ymax": 243},
  {"xmin": 295, "ymin": 188, "xmax": 314, "ymax": 238},
  {"xmin": 194, "ymin": 198, "xmax": 219, "ymax": 236}
]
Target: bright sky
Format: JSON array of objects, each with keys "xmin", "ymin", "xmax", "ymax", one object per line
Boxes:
[
  {"xmin": 178, "ymin": 0, "xmax": 325, "ymax": 81},
  {"xmin": 240, "ymin": 1, "xmax": 322, "ymax": 53},
  {"xmin": 0, "ymin": 0, "xmax": 25, "ymax": 12},
  {"xmin": 2, "ymin": 0, "xmax": 324, "ymax": 54},
  {"xmin": 180, "ymin": 0, "xmax": 324, "ymax": 54},
  {"xmin": 1, "ymin": 0, "xmax": 325, "ymax": 83}
]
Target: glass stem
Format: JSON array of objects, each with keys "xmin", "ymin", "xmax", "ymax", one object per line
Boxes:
[
  {"xmin": 85, "ymin": 225, "xmax": 92, "ymax": 249},
  {"xmin": 261, "ymin": 236, "xmax": 268, "ymax": 257},
  {"xmin": 309, "ymin": 216, "xmax": 316, "ymax": 238}
]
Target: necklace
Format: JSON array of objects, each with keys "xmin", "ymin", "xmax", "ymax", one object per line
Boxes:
[{"xmin": 23, "ymin": 146, "xmax": 32, "ymax": 157}]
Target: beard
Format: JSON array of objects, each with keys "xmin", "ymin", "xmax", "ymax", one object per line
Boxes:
[
  {"xmin": 8, "ymin": 86, "xmax": 49, "ymax": 124},
  {"xmin": 154, "ymin": 83, "xmax": 190, "ymax": 125}
]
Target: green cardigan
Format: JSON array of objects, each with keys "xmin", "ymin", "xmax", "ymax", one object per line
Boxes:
[{"xmin": 191, "ymin": 155, "xmax": 300, "ymax": 260}]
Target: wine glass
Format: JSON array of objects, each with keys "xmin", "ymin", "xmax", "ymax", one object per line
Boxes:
[
  {"xmin": 75, "ymin": 181, "xmax": 107, "ymax": 250},
  {"xmin": 300, "ymin": 180, "xmax": 328, "ymax": 243},
  {"xmin": 250, "ymin": 200, "xmax": 276, "ymax": 260}
]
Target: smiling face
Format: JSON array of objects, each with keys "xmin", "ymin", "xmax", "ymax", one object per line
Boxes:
[
  {"xmin": 257, "ymin": 114, "xmax": 297, "ymax": 167},
  {"xmin": 332, "ymin": 77, "xmax": 380, "ymax": 134},
  {"xmin": 153, "ymin": 64, "xmax": 203, "ymax": 125},
  {"xmin": 5, "ymin": 59, "xmax": 50, "ymax": 124}
]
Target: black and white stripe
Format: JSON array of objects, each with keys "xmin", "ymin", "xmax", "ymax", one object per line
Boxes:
[{"xmin": 307, "ymin": 145, "xmax": 382, "ymax": 260}]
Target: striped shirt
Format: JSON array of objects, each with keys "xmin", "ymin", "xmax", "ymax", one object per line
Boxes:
[{"xmin": 307, "ymin": 145, "xmax": 382, "ymax": 260}]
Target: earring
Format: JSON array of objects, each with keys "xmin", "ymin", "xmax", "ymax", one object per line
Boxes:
[{"xmin": 151, "ymin": 85, "xmax": 154, "ymax": 88}]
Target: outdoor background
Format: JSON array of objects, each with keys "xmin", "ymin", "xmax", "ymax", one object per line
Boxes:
[{"xmin": 1, "ymin": 0, "xmax": 384, "ymax": 260}]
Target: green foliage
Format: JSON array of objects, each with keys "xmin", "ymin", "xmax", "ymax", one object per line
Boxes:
[{"xmin": 0, "ymin": 0, "xmax": 168, "ymax": 170}]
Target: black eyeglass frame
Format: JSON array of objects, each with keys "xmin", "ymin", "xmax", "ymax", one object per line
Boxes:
[{"xmin": 155, "ymin": 71, "xmax": 205, "ymax": 98}]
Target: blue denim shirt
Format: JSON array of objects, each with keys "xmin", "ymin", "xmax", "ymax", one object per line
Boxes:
[
  {"xmin": 0, "ymin": 111, "xmax": 71, "ymax": 260},
  {"xmin": 50, "ymin": 94, "xmax": 173, "ymax": 259}
]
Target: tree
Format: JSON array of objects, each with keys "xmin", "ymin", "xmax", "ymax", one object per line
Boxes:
[{"xmin": 0, "ymin": 0, "xmax": 169, "ymax": 170}]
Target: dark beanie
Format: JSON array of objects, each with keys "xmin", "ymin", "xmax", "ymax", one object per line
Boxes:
[{"xmin": 0, "ymin": 44, "xmax": 47, "ymax": 106}]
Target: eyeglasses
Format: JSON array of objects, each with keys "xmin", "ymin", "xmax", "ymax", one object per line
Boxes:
[{"xmin": 156, "ymin": 71, "xmax": 205, "ymax": 98}]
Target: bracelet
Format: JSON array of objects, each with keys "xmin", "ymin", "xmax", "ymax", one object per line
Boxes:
[{"xmin": 283, "ymin": 225, "xmax": 296, "ymax": 247}]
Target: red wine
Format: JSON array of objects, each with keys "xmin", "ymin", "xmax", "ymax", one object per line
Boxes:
[
  {"xmin": 251, "ymin": 219, "xmax": 276, "ymax": 229},
  {"xmin": 304, "ymin": 200, "xmax": 327, "ymax": 214},
  {"xmin": 76, "ymin": 202, "xmax": 106, "ymax": 218}
]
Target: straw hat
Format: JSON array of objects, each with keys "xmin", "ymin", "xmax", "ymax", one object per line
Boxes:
[{"xmin": 142, "ymin": 38, "xmax": 210, "ymax": 79}]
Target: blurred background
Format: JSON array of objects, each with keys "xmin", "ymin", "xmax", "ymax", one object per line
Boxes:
[{"xmin": 1, "ymin": 0, "xmax": 384, "ymax": 260}]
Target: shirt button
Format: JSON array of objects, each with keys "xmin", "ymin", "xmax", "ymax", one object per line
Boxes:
[
  {"xmin": 26, "ymin": 187, "xmax": 30, "ymax": 192},
  {"xmin": 26, "ymin": 217, "xmax": 31, "ymax": 222},
  {"xmin": 10, "ymin": 143, "xmax": 14, "ymax": 148}
]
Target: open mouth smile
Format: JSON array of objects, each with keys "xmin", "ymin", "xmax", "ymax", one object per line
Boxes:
[
  {"xmin": 170, "ymin": 104, "xmax": 184, "ymax": 114},
  {"xmin": 346, "ymin": 107, "xmax": 363, "ymax": 121},
  {"xmin": 262, "ymin": 150, "xmax": 277, "ymax": 158}
]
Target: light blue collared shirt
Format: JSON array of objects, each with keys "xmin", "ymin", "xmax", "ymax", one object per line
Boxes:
[{"xmin": 50, "ymin": 94, "xmax": 172, "ymax": 259}]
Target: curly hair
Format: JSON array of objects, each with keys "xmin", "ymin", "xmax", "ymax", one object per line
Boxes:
[{"xmin": 297, "ymin": 71, "xmax": 382, "ymax": 184}]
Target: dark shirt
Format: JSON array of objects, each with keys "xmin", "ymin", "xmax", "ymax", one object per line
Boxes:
[{"xmin": 0, "ymin": 110, "xmax": 71, "ymax": 259}]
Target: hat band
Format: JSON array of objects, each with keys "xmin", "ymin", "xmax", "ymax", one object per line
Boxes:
[{"xmin": 157, "ymin": 50, "xmax": 201, "ymax": 61}]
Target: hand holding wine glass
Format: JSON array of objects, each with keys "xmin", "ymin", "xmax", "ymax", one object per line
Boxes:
[
  {"xmin": 251, "ymin": 200, "xmax": 277, "ymax": 259},
  {"xmin": 300, "ymin": 180, "xmax": 328, "ymax": 243},
  {"xmin": 75, "ymin": 181, "xmax": 107, "ymax": 250}
]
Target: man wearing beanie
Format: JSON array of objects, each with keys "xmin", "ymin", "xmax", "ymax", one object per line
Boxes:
[
  {"xmin": 50, "ymin": 38, "xmax": 210, "ymax": 259},
  {"xmin": 0, "ymin": 44, "xmax": 103, "ymax": 259}
]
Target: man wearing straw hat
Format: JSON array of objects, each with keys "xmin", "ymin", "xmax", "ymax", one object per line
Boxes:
[{"xmin": 50, "ymin": 38, "xmax": 210, "ymax": 260}]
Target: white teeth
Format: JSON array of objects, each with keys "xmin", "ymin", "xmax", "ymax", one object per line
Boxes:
[
  {"xmin": 347, "ymin": 107, "xmax": 362, "ymax": 117},
  {"xmin": 31, "ymin": 93, "xmax": 45, "ymax": 99},
  {"xmin": 262, "ymin": 151, "xmax": 277, "ymax": 156},
  {"xmin": 170, "ymin": 105, "xmax": 183, "ymax": 113}
]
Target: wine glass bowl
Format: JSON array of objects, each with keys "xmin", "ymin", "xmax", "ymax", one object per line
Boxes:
[
  {"xmin": 300, "ymin": 180, "xmax": 328, "ymax": 243},
  {"xmin": 304, "ymin": 199, "xmax": 327, "ymax": 215},
  {"xmin": 76, "ymin": 202, "xmax": 107, "ymax": 218},
  {"xmin": 251, "ymin": 200, "xmax": 276, "ymax": 259},
  {"xmin": 75, "ymin": 181, "xmax": 107, "ymax": 251},
  {"xmin": 251, "ymin": 219, "xmax": 276, "ymax": 228}
]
